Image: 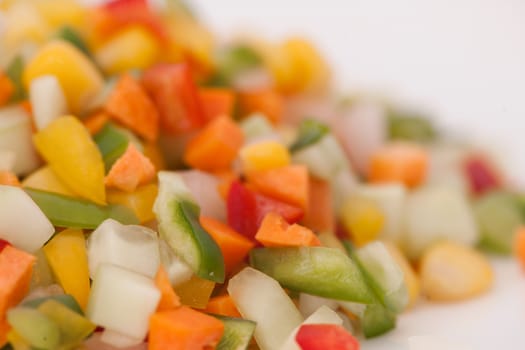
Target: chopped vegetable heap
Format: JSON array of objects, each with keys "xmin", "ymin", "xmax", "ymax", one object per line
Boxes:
[{"xmin": 0, "ymin": 0, "xmax": 523, "ymax": 349}]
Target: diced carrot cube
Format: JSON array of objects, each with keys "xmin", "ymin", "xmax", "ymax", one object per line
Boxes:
[
  {"xmin": 154, "ymin": 266, "xmax": 181, "ymax": 312},
  {"xmin": 198, "ymin": 88, "xmax": 235, "ymax": 121},
  {"xmin": 0, "ymin": 171, "xmax": 20, "ymax": 187},
  {"xmin": 301, "ymin": 177, "xmax": 334, "ymax": 232},
  {"xmin": 204, "ymin": 294, "xmax": 241, "ymax": 318},
  {"xmin": 105, "ymin": 143, "xmax": 156, "ymax": 192},
  {"xmin": 238, "ymin": 88, "xmax": 283, "ymax": 124},
  {"xmin": 148, "ymin": 306, "xmax": 224, "ymax": 350},
  {"xmin": 368, "ymin": 142, "xmax": 428, "ymax": 188},
  {"xmin": 0, "ymin": 246, "xmax": 35, "ymax": 320},
  {"xmin": 255, "ymin": 212, "xmax": 320, "ymax": 247}
]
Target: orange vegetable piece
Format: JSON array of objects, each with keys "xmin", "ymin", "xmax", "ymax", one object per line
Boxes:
[
  {"xmin": 368, "ymin": 142, "xmax": 428, "ymax": 188},
  {"xmin": 515, "ymin": 227, "xmax": 525, "ymax": 270},
  {"xmin": 142, "ymin": 141, "xmax": 166, "ymax": 171},
  {"xmin": 238, "ymin": 88, "xmax": 283, "ymax": 124},
  {"xmin": 183, "ymin": 116, "xmax": 244, "ymax": 172},
  {"xmin": 0, "ymin": 73, "xmax": 14, "ymax": 106},
  {"xmin": 105, "ymin": 74, "xmax": 159, "ymax": 141},
  {"xmin": 199, "ymin": 216, "xmax": 254, "ymax": 274},
  {"xmin": 83, "ymin": 111, "xmax": 110, "ymax": 135},
  {"xmin": 302, "ymin": 177, "xmax": 334, "ymax": 232},
  {"xmin": 0, "ymin": 246, "xmax": 36, "ymax": 320},
  {"xmin": 105, "ymin": 143, "xmax": 155, "ymax": 192},
  {"xmin": 198, "ymin": 88, "xmax": 235, "ymax": 122},
  {"xmin": 215, "ymin": 170, "xmax": 239, "ymax": 200},
  {"xmin": 0, "ymin": 171, "xmax": 20, "ymax": 187},
  {"xmin": 148, "ymin": 306, "xmax": 224, "ymax": 350},
  {"xmin": 246, "ymin": 164, "xmax": 309, "ymax": 210},
  {"xmin": 204, "ymin": 294, "xmax": 241, "ymax": 318},
  {"xmin": 154, "ymin": 266, "xmax": 181, "ymax": 312},
  {"xmin": 255, "ymin": 212, "xmax": 321, "ymax": 247},
  {"xmin": 0, "ymin": 320, "xmax": 9, "ymax": 347}
]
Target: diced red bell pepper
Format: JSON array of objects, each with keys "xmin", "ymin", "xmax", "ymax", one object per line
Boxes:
[
  {"xmin": 0, "ymin": 239, "xmax": 10, "ymax": 254},
  {"xmin": 295, "ymin": 324, "xmax": 360, "ymax": 350},
  {"xmin": 464, "ymin": 155, "xmax": 502, "ymax": 195},
  {"xmin": 227, "ymin": 180, "xmax": 304, "ymax": 239},
  {"xmin": 101, "ymin": 0, "xmax": 167, "ymax": 41},
  {"xmin": 142, "ymin": 64, "xmax": 206, "ymax": 135}
]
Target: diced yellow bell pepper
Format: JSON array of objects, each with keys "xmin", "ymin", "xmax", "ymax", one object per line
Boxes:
[
  {"xmin": 163, "ymin": 15, "xmax": 214, "ymax": 78},
  {"xmin": 340, "ymin": 195, "xmax": 384, "ymax": 247},
  {"xmin": 6, "ymin": 329, "xmax": 31, "ymax": 350},
  {"xmin": 33, "ymin": 116, "xmax": 106, "ymax": 204},
  {"xmin": 22, "ymin": 166, "xmax": 76, "ymax": 197},
  {"xmin": 24, "ymin": 40, "xmax": 104, "ymax": 114},
  {"xmin": 33, "ymin": 0, "xmax": 85, "ymax": 30},
  {"xmin": 174, "ymin": 275, "xmax": 215, "ymax": 309},
  {"xmin": 2, "ymin": 2, "xmax": 50, "ymax": 50},
  {"xmin": 43, "ymin": 229, "xmax": 91, "ymax": 310},
  {"xmin": 94, "ymin": 26, "xmax": 160, "ymax": 75},
  {"xmin": 383, "ymin": 241, "xmax": 420, "ymax": 310},
  {"xmin": 239, "ymin": 140, "xmax": 290, "ymax": 174},
  {"xmin": 107, "ymin": 183, "xmax": 158, "ymax": 223}
]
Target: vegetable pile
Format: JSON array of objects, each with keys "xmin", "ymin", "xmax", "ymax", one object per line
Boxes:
[{"xmin": 0, "ymin": 0, "xmax": 523, "ymax": 349}]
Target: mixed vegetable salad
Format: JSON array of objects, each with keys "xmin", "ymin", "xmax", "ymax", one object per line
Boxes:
[{"xmin": 0, "ymin": 0, "xmax": 524, "ymax": 349}]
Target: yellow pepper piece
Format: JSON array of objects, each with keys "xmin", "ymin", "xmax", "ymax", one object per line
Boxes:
[
  {"xmin": 43, "ymin": 229, "xmax": 91, "ymax": 310},
  {"xmin": 6, "ymin": 330, "xmax": 31, "ymax": 350},
  {"xmin": 163, "ymin": 15, "xmax": 215, "ymax": 78},
  {"xmin": 95, "ymin": 26, "xmax": 160, "ymax": 75},
  {"xmin": 239, "ymin": 140, "xmax": 290, "ymax": 174},
  {"xmin": 107, "ymin": 183, "xmax": 158, "ymax": 223},
  {"xmin": 33, "ymin": 116, "xmax": 106, "ymax": 204},
  {"xmin": 24, "ymin": 40, "xmax": 104, "ymax": 114},
  {"xmin": 174, "ymin": 275, "xmax": 215, "ymax": 309},
  {"xmin": 22, "ymin": 166, "xmax": 76, "ymax": 197},
  {"xmin": 33, "ymin": 0, "xmax": 85, "ymax": 30},
  {"xmin": 383, "ymin": 241, "xmax": 420, "ymax": 309},
  {"xmin": 340, "ymin": 195, "xmax": 384, "ymax": 247}
]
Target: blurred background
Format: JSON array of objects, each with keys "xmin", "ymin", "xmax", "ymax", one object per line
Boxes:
[{"xmin": 191, "ymin": 0, "xmax": 525, "ymax": 187}]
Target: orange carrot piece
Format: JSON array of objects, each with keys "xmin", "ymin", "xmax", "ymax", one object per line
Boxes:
[
  {"xmin": 105, "ymin": 143, "xmax": 156, "ymax": 192},
  {"xmin": 0, "ymin": 73, "xmax": 14, "ymax": 107},
  {"xmin": 255, "ymin": 212, "xmax": 321, "ymax": 247},
  {"xmin": 83, "ymin": 111, "xmax": 110, "ymax": 135},
  {"xmin": 183, "ymin": 116, "xmax": 244, "ymax": 172},
  {"xmin": 142, "ymin": 141, "xmax": 166, "ymax": 171},
  {"xmin": 154, "ymin": 266, "xmax": 181, "ymax": 312},
  {"xmin": 302, "ymin": 177, "xmax": 334, "ymax": 232},
  {"xmin": 204, "ymin": 294, "xmax": 241, "ymax": 318},
  {"xmin": 105, "ymin": 74, "xmax": 159, "ymax": 141},
  {"xmin": 0, "ymin": 320, "xmax": 9, "ymax": 347},
  {"xmin": 246, "ymin": 164, "xmax": 309, "ymax": 210},
  {"xmin": 215, "ymin": 170, "xmax": 239, "ymax": 200},
  {"xmin": 198, "ymin": 88, "xmax": 235, "ymax": 122},
  {"xmin": 0, "ymin": 246, "xmax": 36, "ymax": 320},
  {"xmin": 515, "ymin": 227, "xmax": 525, "ymax": 270},
  {"xmin": 238, "ymin": 88, "xmax": 283, "ymax": 124},
  {"xmin": 0, "ymin": 171, "xmax": 20, "ymax": 187},
  {"xmin": 368, "ymin": 142, "xmax": 428, "ymax": 188},
  {"xmin": 148, "ymin": 306, "xmax": 224, "ymax": 350},
  {"xmin": 199, "ymin": 216, "xmax": 254, "ymax": 274}
]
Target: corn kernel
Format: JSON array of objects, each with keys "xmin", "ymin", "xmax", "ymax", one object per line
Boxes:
[
  {"xmin": 239, "ymin": 140, "xmax": 290, "ymax": 174},
  {"xmin": 107, "ymin": 183, "xmax": 158, "ymax": 223},
  {"xmin": 420, "ymin": 241, "xmax": 493, "ymax": 302}
]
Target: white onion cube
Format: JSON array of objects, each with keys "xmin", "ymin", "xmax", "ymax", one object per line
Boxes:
[
  {"xmin": 87, "ymin": 219, "xmax": 160, "ymax": 278},
  {"xmin": 0, "ymin": 185, "xmax": 54, "ymax": 252},
  {"xmin": 29, "ymin": 75, "xmax": 68, "ymax": 130}
]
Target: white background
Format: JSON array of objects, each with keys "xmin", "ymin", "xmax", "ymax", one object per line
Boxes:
[{"xmin": 190, "ymin": 1, "xmax": 525, "ymax": 349}]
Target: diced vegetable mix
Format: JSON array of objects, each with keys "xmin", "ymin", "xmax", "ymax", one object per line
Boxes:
[{"xmin": 0, "ymin": 0, "xmax": 523, "ymax": 349}]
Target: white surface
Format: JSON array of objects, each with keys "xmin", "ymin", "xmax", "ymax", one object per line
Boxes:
[{"xmin": 191, "ymin": 1, "xmax": 525, "ymax": 349}]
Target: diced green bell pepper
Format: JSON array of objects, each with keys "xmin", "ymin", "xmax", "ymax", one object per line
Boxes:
[
  {"xmin": 6, "ymin": 307, "xmax": 61, "ymax": 350},
  {"xmin": 154, "ymin": 172, "xmax": 225, "ymax": 283},
  {"xmin": 93, "ymin": 123, "xmax": 130, "ymax": 172},
  {"xmin": 289, "ymin": 118, "xmax": 330, "ymax": 153},
  {"xmin": 388, "ymin": 112, "xmax": 436, "ymax": 142},
  {"xmin": 249, "ymin": 247, "xmax": 375, "ymax": 304},
  {"xmin": 212, "ymin": 315, "xmax": 256, "ymax": 350},
  {"xmin": 55, "ymin": 26, "xmax": 92, "ymax": 58},
  {"xmin": 26, "ymin": 188, "xmax": 139, "ymax": 229},
  {"xmin": 5, "ymin": 56, "xmax": 26, "ymax": 102},
  {"xmin": 22, "ymin": 294, "xmax": 83, "ymax": 316}
]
